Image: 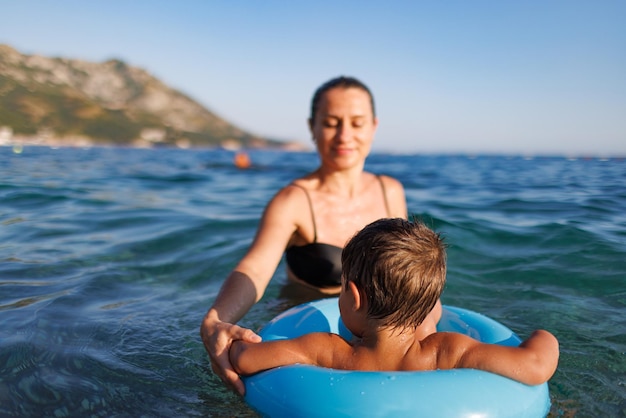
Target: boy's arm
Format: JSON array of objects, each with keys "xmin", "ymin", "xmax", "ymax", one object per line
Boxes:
[
  {"xmin": 229, "ymin": 332, "xmax": 339, "ymax": 376},
  {"xmin": 449, "ymin": 329, "xmax": 559, "ymax": 385}
]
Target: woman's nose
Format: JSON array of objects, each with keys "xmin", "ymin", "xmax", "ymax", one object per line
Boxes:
[{"xmin": 335, "ymin": 123, "xmax": 352, "ymax": 141}]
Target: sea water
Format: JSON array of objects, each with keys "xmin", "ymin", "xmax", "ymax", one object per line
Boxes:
[{"xmin": 1, "ymin": 146, "xmax": 624, "ymax": 417}]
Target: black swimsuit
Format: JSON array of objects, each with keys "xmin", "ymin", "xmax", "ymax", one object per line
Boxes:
[{"xmin": 285, "ymin": 176, "xmax": 391, "ymax": 288}]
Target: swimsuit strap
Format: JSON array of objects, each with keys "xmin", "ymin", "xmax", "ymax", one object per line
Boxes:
[
  {"xmin": 290, "ymin": 184, "xmax": 318, "ymax": 243},
  {"xmin": 291, "ymin": 175, "xmax": 389, "ymax": 243},
  {"xmin": 376, "ymin": 175, "xmax": 391, "ymax": 217}
]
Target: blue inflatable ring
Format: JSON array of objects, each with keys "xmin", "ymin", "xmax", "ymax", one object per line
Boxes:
[{"xmin": 243, "ymin": 297, "xmax": 550, "ymax": 418}]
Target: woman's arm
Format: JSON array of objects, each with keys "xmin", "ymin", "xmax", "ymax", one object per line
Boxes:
[
  {"xmin": 449, "ymin": 330, "xmax": 560, "ymax": 385},
  {"xmin": 200, "ymin": 271, "xmax": 262, "ymax": 395},
  {"xmin": 200, "ymin": 185, "xmax": 310, "ymax": 394}
]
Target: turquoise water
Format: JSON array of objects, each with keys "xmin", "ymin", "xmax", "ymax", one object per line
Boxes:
[{"xmin": 1, "ymin": 147, "xmax": 624, "ymax": 417}]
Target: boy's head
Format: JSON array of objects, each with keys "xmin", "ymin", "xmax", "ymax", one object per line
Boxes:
[{"xmin": 341, "ymin": 218, "xmax": 447, "ymax": 330}]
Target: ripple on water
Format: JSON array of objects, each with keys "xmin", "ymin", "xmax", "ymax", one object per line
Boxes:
[{"xmin": 1, "ymin": 149, "xmax": 624, "ymax": 417}]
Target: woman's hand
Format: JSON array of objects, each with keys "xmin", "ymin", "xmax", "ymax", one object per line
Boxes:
[{"xmin": 200, "ymin": 313, "xmax": 261, "ymax": 396}]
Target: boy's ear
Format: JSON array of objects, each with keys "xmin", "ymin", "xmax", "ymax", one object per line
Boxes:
[{"xmin": 348, "ymin": 281, "xmax": 362, "ymax": 311}]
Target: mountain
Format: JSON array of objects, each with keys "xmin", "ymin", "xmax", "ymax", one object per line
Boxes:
[{"xmin": 0, "ymin": 44, "xmax": 301, "ymax": 150}]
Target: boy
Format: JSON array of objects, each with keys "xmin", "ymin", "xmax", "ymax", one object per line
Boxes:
[{"xmin": 230, "ymin": 218, "xmax": 559, "ymax": 386}]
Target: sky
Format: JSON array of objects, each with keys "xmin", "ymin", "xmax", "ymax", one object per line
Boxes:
[{"xmin": 2, "ymin": 1, "xmax": 625, "ymax": 156}]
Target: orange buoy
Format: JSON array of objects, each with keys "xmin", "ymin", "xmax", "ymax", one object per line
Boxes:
[{"xmin": 234, "ymin": 152, "xmax": 251, "ymax": 169}]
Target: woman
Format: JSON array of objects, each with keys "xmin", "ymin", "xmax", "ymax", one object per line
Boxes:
[{"xmin": 201, "ymin": 76, "xmax": 409, "ymax": 395}]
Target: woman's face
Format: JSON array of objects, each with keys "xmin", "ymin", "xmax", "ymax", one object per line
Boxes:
[{"xmin": 309, "ymin": 87, "xmax": 378, "ymax": 170}]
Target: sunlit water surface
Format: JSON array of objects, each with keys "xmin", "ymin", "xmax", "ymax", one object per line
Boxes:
[{"xmin": 1, "ymin": 147, "xmax": 624, "ymax": 417}]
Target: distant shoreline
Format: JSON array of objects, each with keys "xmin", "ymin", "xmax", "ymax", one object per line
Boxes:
[
  {"xmin": 3, "ymin": 142, "xmax": 623, "ymax": 160},
  {"xmin": 0, "ymin": 135, "xmax": 310, "ymax": 152}
]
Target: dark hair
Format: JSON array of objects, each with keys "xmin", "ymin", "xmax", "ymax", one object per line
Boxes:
[
  {"xmin": 309, "ymin": 76, "xmax": 376, "ymax": 122},
  {"xmin": 341, "ymin": 218, "xmax": 447, "ymax": 330}
]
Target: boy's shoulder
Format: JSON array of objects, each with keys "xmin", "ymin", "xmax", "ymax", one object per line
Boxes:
[
  {"xmin": 296, "ymin": 331, "xmax": 352, "ymax": 346},
  {"xmin": 294, "ymin": 332, "xmax": 354, "ymax": 368},
  {"xmin": 418, "ymin": 331, "xmax": 480, "ymax": 368}
]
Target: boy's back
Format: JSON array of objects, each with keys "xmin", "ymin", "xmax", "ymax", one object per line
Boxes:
[
  {"xmin": 230, "ymin": 327, "xmax": 558, "ymax": 386},
  {"xmin": 230, "ymin": 218, "xmax": 559, "ymax": 388}
]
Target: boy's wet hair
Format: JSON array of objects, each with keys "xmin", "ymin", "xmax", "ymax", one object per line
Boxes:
[
  {"xmin": 309, "ymin": 76, "xmax": 376, "ymax": 122},
  {"xmin": 341, "ymin": 218, "xmax": 447, "ymax": 330}
]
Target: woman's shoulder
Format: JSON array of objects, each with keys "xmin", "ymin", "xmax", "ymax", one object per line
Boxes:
[
  {"xmin": 375, "ymin": 173, "xmax": 404, "ymax": 191},
  {"xmin": 274, "ymin": 180, "xmax": 312, "ymax": 200},
  {"xmin": 265, "ymin": 180, "xmax": 314, "ymax": 215},
  {"xmin": 369, "ymin": 172, "xmax": 407, "ymax": 217},
  {"xmin": 273, "ymin": 173, "xmax": 324, "ymax": 200}
]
